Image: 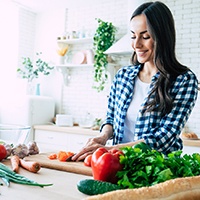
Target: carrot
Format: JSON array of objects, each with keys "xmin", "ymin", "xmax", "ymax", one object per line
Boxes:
[
  {"xmin": 19, "ymin": 159, "xmax": 41, "ymax": 173},
  {"xmin": 48, "ymin": 153, "xmax": 57, "ymax": 160},
  {"xmin": 58, "ymin": 151, "xmax": 74, "ymax": 161},
  {"xmin": 10, "ymin": 155, "xmax": 20, "ymax": 173}
]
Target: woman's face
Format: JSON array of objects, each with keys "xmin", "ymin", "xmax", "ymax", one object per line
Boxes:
[{"xmin": 130, "ymin": 14, "xmax": 154, "ymax": 65}]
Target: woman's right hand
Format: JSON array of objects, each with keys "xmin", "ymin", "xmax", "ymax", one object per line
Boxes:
[
  {"xmin": 71, "ymin": 124, "xmax": 113, "ymax": 161},
  {"xmin": 71, "ymin": 135, "xmax": 108, "ymax": 161}
]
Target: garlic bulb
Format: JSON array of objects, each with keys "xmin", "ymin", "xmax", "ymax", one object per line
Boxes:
[
  {"xmin": 28, "ymin": 141, "xmax": 39, "ymax": 155},
  {"xmin": 11, "ymin": 144, "xmax": 29, "ymax": 159}
]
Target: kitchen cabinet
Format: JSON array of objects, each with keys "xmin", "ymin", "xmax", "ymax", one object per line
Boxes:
[
  {"xmin": 33, "ymin": 125, "xmax": 200, "ymax": 154},
  {"xmin": 33, "ymin": 125, "xmax": 99, "ymax": 153}
]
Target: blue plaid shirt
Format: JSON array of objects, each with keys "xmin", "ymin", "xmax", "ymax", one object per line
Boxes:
[{"xmin": 102, "ymin": 64, "xmax": 198, "ymax": 154}]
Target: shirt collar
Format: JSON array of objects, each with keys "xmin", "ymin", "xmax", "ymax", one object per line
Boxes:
[
  {"xmin": 128, "ymin": 64, "xmax": 160, "ymax": 81},
  {"xmin": 152, "ymin": 71, "xmax": 160, "ymax": 81},
  {"xmin": 127, "ymin": 64, "xmax": 142, "ymax": 79}
]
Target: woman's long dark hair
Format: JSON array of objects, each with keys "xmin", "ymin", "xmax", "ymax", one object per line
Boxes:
[{"xmin": 131, "ymin": 1, "xmax": 189, "ymax": 116}]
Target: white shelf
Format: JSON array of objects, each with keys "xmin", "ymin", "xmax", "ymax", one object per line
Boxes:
[
  {"xmin": 56, "ymin": 64, "xmax": 94, "ymax": 68},
  {"xmin": 105, "ymin": 51, "xmax": 133, "ymax": 56},
  {"xmin": 56, "ymin": 64, "xmax": 94, "ymax": 85},
  {"xmin": 57, "ymin": 37, "xmax": 93, "ymax": 44},
  {"xmin": 56, "ymin": 36, "xmax": 94, "ymax": 85},
  {"xmin": 56, "ymin": 63, "xmax": 118, "ymax": 86}
]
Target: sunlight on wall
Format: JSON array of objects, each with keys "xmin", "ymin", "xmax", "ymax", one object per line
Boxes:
[{"xmin": 0, "ymin": 1, "xmax": 22, "ymax": 105}]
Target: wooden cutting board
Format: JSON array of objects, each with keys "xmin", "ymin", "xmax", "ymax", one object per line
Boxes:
[{"xmin": 24, "ymin": 153, "xmax": 92, "ymax": 176}]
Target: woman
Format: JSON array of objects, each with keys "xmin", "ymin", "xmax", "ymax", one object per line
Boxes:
[{"xmin": 72, "ymin": 1, "xmax": 198, "ymax": 161}]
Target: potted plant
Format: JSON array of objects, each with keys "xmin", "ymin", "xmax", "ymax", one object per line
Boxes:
[
  {"xmin": 93, "ymin": 18, "xmax": 116, "ymax": 92},
  {"xmin": 17, "ymin": 52, "xmax": 54, "ymax": 94}
]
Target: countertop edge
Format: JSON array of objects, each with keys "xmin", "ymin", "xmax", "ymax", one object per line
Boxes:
[
  {"xmin": 33, "ymin": 124, "xmax": 100, "ymax": 136},
  {"xmin": 182, "ymin": 139, "xmax": 200, "ymax": 147},
  {"xmin": 33, "ymin": 125, "xmax": 200, "ymax": 147}
]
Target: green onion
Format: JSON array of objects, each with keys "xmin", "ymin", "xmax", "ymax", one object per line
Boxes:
[{"xmin": 0, "ymin": 163, "xmax": 52, "ymax": 187}]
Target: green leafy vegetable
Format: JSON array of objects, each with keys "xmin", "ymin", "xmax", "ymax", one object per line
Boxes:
[{"xmin": 117, "ymin": 144, "xmax": 200, "ymax": 189}]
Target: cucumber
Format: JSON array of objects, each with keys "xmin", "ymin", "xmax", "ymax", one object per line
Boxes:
[{"xmin": 77, "ymin": 179, "xmax": 121, "ymax": 195}]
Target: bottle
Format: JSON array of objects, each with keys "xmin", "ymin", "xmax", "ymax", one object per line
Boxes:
[
  {"xmin": 35, "ymin": 83, "xmax": 40, "ymax": 96},
  {"xmin": 86, "ymin": 49, "xmax": 94, "ymax": 64}
]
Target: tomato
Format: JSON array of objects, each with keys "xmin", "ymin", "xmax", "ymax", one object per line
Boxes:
[
  {"xmin": 48, "ymin": 153, "xmax": 57, "ymax": 160},
  {"xmin": 0, "ymin": 144, "xmax": 7, "ymax": 161},
  {"xmin": 84, "ymin": 154, "xmax": 92, "ymax": 167}
]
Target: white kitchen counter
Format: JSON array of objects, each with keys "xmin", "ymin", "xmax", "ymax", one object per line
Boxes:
[{"xmin": 1, "ymin": 159, "xmax": 90, "ymax": 200}]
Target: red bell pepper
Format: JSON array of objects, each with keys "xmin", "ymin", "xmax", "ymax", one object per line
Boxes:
[{"xmin": 91, "ymin": 147, "xmax": 123, "ymax": 184}]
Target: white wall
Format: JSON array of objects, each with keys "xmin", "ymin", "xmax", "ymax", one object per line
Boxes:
[
  {"xmin": 34, "ymin": 8, "xmax": 66, "ymax": 113},
  {"xmin": 0, "ymin": 1, "xmax": 19, "ymax": 105},
  {"xmin": 32, "ymin": 0, "xmax": 200, "ymax": 135},
  {"xmin": 34, "ymin": 0, "xmax": 130, "ymax": 121},
  {"xmin": 60, "ymin": 0, "xmax": 130, "ymax": 123}
]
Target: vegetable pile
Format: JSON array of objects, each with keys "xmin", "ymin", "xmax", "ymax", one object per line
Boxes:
[
  {"xmin": 0, "ymin": 162, "xmax": 52, "ymax": 187},
  {"xmin": 11, "ymin": 141, "xmax": 39, "ymax": 158},
  {"xmin": 0, "ymin": 141, "xmax": 48, "ymax": 187},
  {"xmin": 1, "ymin": 141, "xmax": 40, "ymax": 160},
  {"xmin": 117, "ymin": 143, "xmax": 200, "ymax": 189},
  {"xmin": 78, "ymin": 142, "xmax": 200, "ymax": 196}
]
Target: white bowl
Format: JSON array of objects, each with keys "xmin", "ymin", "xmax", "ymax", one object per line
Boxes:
[{"xmin": 0, "ymin": 124, "xmax": 31, "ymax": 145}]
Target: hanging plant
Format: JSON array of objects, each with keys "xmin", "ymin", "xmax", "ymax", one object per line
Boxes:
[{"xmin": 93, "ymin": 18, "xmax": 116, "ymax": 92}]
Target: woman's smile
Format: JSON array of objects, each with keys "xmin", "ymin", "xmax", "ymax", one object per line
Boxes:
[
  {"xmin": 130, "ymin": 14, "xmax": 154, "ymax": 64},
  {"xmin": 136, "ymin": 50, "xmax": 148, "ymax": 57}
]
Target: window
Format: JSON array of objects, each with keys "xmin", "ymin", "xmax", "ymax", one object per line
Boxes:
[
  {"xmin": 0, "ymin": 1, "xmax": 19, "ymax": 99},
  {"xmin": 0, "ymin": 1, "xmax": 36, "ymax": 103}
]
